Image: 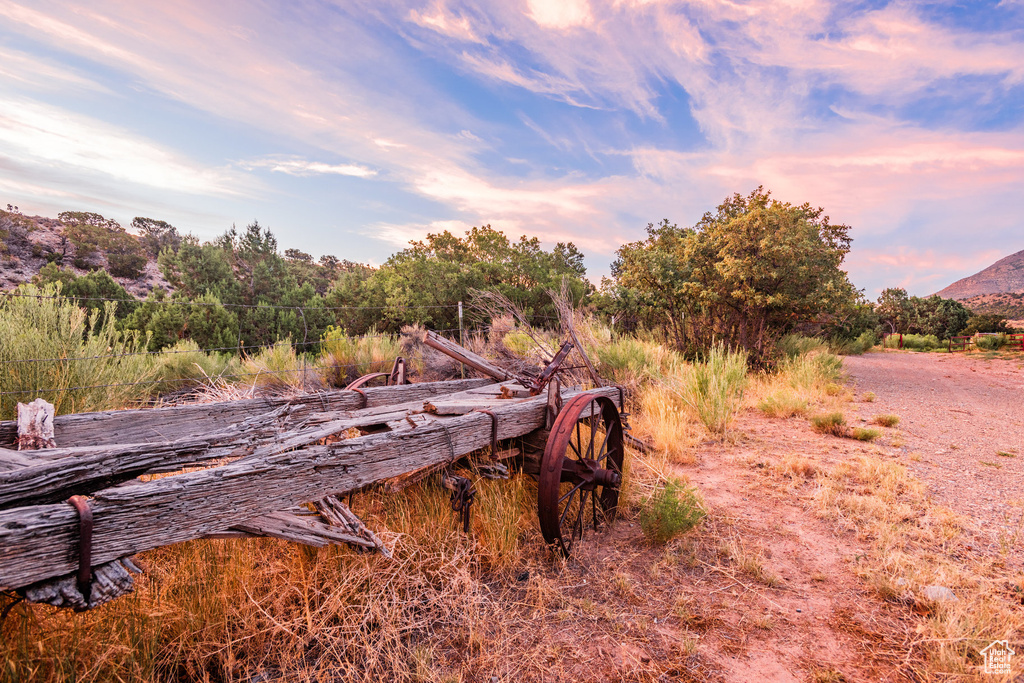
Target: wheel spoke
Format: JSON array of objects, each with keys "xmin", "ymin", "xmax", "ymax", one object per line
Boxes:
[
  {"xmin": 595, "ymin": 428, "xmax": 612, "ymax": 464},
  {"xmin": 588, "ymin": 403, "xmax": 596, "ymax": 460},
  {"xmin": 591, "ymin": 487, "xmax": 598, "ymax": 529},
  {"xmin": 558, "ymin": 479, "xmax": 586, "ymax": 504},
  {"xmin": 559, "ymin": 487, "xmax": 579, "ymax": 527},
  {"xmin": 573, "ymin": 491, "xmax": 588, "ymax": 539}
]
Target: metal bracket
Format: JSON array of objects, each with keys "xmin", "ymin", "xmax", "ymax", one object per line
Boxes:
[
  {"xmin": 66, "ymin": 495, "xmax": 93, "ymax": 608},
  {"xmin": 527, "ymin": 340, "xmax": 574, "ymax": 396},
  {"xmin": 442, "ymin": 475, "xmax": 475, "ymax": 533},
  {"xmin": 475, "ymin": 409, "xmax": 499, "ymax": 459}
]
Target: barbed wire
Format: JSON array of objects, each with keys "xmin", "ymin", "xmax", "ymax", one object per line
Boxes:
[
  {"xmin": 0, "ymin": 327, "xmax": 468, "ymax": 365},
  {"xmin": 1, "ymin": 292, "xmax": 461, "ymax": 312},
  {"xmin": 0, "ymin": 357, "xmax": 436, "ymax": 397}
]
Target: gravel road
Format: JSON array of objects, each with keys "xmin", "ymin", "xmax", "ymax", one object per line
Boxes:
[{"xmin": 844, "ymin": 351, "xmax": 1024, "ymax": 555}]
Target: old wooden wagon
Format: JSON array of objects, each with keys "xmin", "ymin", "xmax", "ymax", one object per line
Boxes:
[{"xmin": 0, "ymin": 332, "xmax": 626, "ymax": 611}]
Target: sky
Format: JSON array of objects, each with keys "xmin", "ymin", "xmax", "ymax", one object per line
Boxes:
[{"xmin": 1, "ymin": 0, "xmax": 1022, "ymax": 297}]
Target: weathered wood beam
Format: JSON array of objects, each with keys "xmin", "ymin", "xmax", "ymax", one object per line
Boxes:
[
  {"xmin": 0, "ymin": 382, "xmax": 505, "ymax": 510},
  {"xmin": 422, "ymin": 331, "xmax": 511, "ymax": 382},
  {"xmin": 0, "ymin": 387, "xmax": 620, "ymax": 590},
  {"xmin": 0, "ymin": 378, "xmax": 494, "ymax": 449}
]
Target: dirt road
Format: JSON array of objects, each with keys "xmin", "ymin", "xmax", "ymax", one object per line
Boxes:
[{"xmin": 844, "ymin": 350, "xmax": 1024, "ymax": 557}]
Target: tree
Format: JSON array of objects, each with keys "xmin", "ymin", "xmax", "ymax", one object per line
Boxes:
[
  {"xmin": 352, "ymin": 225, "xmax": 592, "ymax": 333},
  {"xmin": 132, "ymin": 217, "xmax": 182, "ymax": 258},
  {"xmin": 34, "ymin": 263, "xmax": 138, "ymax": 328},
  {"xmin": 59, "ymin": 211, "xmax": 147, "ymax": 278},
  {"xmin": 613, "ymin": 187, "xmax": 857, "ymax": 360}
]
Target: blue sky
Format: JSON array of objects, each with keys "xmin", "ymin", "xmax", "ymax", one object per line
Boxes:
[{"xmin": 1, "ymin": 0, "xmax": 1022, "ymax": 297}]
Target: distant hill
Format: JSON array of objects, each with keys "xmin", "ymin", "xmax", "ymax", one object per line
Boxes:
[
  {"xmin": 0, "ymin": 211, "xmax": 169, "ymax": 296},
  {"xmin": 935, "ymin": 249, "xmax": 1024, "ymax": 300}
]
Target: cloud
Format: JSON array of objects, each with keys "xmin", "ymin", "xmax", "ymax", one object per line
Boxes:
[
  {"xmin": 0, "ymin": 97, "xmax": 250, "ymax": 196},
  {"xmin": 2, "ymin": 0, "xmax": 1023, "ymax": 296},
  {"xmin": 364, "ymin": 218, "xmax": 479, "ymax": 249},
  {"xmin": 408, "ymin": 4, "xmax": 483, "ymax": 43},
  {"xmin": 526, "ymin": 0, "xmax": 593, "ymax": 29},
  {"xmin": 239, "ymin": 156, "xmax": 377, "ymax": 178}
]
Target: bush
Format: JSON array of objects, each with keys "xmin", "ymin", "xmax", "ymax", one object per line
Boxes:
[
  {"xmin": 676, "ymin": 343, "xmax": 748, "ymax": 435},
  {"xmin": 781, "ymin": 351, "xmax": 843, "ymax": 392},
  {"xmin": 975, "ymin": 334, "xmax": 1005, "ymax": 351},
  {"xmin": 810, "ymin": 412, "xmax": 846, "ymax": 436},
  {"xmin": 778, "ymin": 334, "xmax": 829, "ymax": 359},
  {"xmin": 319, "ymin": 326, "xmax": 404, "ymax": 387},
  {"xmin": 850, "ymin": 427, "xmax": 880, "ymax": 441},
  {"xmin": 152, "ymin": 339, "xmax": 238, "ymax": 392},
  {"xmin": 242, "ymin": 341, "xmax": 313, "ymax": 391},
  {"xmin": 835, "ymin": 330, "xmax": 876, "ymax": 355},
  {"xmin": 595, "ymin": 337, "xmax": 682, "ymax": 384},
  {"xmin": 886, "ymin": 334, "xmax": 941, "ymax": 351},
  {"xmin": 757, "ymin": 392, "xmax": 809, "ymax": 418},
  {"xmin": 873, "ymin": 414, "xmax": 900, "ymax": 427},
  {"xmin": 0, "ymin": 283, "xmax": 154, "ymax": 418},
  {"xmin": 639, "ymin": 478, "xmax": 706, "ymax": 544}
]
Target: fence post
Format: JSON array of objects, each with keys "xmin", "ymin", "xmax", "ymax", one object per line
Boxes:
[{"xmin": 458, "ymin": 301, "xmax": 464, "ymax": 379}]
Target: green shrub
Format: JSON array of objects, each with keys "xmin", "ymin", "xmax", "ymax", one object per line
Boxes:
[
  {"xmin": 639, "ymin": 478, "xmax": 706, "ymax": 544},
  {"xmin": 781, "ymin": 351, "xmax": 843, "ymax": 392},
  {"xmin": 850, "ymin": 427, "xmax": 880, "ymax": 441},
  {"xmin": 810, "ymin": 412, "xmax": 846, "ymax": 436},
  {"xmin": 152, "ymin": 339, "xmax": 238, "ymax": 392},
  {"xmin": 872, "ymin": 414, "xmax": 900, "ymax": 428},
  {"xmin": 242, "ymin": 340, "xmax": 312, "ymax": 391},
  {"xmin": 595, "ymin": 337, "xmax": 682, "ymax": 383},
  {"xmin": 778, "ymin": 334, "xmax": 829, "ymax": 359},
  {"xmin": 975, "ymin": 335, "xmax": 1005, "ymax": 351},
  {"xmin": 319, "ymin": 326, "xmax": 404, "ymax": 387},
  {"xmin": 0, "ymin": 283, "xmax": 154, "ymax": 418},
  {"xmin": 835, "ymin": 330, "xmax": 877, "ymax": 355},
  {"xmin": 886, "ymin": 334, "xmax": 941, "ymax": 351},
  {"xmin": 676, "ymin": 343, "xmax": 748, "ymax": 435},
  {"xmin": 501, "ymin": 330, "xmax": 535, "ymax": 357}
]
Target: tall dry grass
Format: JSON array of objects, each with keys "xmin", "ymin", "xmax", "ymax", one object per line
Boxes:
[
  {"xmin": 674, "ymin": 343, "xmax": 748, "ymax": 437},
  {"xmin": 0, "ymin": 468, "xmax": 537, "ymax": 683}
]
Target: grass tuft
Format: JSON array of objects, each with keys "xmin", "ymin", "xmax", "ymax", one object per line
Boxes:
[
  {"xmin": 810, "ymin": 412, "xmax": 846, "ymax": 437},
  {"xmin": 850, "ymin": 427, "xmax": 881, "ymax": 442},
  {"xmin": 872, "ymin": 414, "xmax": 900, "ymax": 428},
  {"xmin": 639, "ymin": 478, "xmax": 706, "ymax": 544},
  {"xmin": 675, "ymin": 343, "xmax": 747, "ymax": 436}
]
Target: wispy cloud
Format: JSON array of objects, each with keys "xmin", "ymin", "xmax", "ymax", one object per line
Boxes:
[
  {"xmin": 239, "ymin": 156, "xmax": 377, "ymax": 178},
  {"xmin": 0, "ymin": 97, "xmax": 249, "ymax": 196},
  {"xmin": 1, "ymin": 0, "xmax": 1022, "ymax": 295}
]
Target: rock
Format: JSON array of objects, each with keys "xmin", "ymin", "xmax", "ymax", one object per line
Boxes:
[{"xmin": 921, "ymin": 585, "xmax": 957, "ymax": 602}]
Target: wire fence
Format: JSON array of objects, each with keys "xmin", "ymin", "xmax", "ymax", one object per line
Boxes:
[{"xmin": 0, "ymin": 291, "xmax": 506, "ymax": 407}]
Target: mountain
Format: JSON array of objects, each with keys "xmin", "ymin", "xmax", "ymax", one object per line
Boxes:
[{"xmin": 935, "ymin": 249, "xmax": 1024, "ymax": 300}]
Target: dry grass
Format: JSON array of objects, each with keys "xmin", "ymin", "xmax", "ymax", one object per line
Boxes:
[
  {"xmin": 872, "ymin": 414, "xmax": 900, "ymax": 428},
  {"xmin": 810, "ymin": 412, "xmax": 847, "ymax": 436},
  {"xmin": 631, "ymin": 383, "xmax": 701, "ymax": 466},
  {"xmin": 809, "ymin": 455, "xmax": 1024, "ymax": 678}
]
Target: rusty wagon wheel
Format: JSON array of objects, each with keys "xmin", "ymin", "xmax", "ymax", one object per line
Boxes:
[{"xmin": 538, "ymin": 393, "xmax": 624, "ymax": 556}]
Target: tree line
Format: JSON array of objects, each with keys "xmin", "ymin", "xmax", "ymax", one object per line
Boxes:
[{"xmin": 7, "ymin": 190, "xmax": 1008, "ymax": 363}]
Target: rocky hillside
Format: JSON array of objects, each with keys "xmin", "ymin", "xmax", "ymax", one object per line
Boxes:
[
  {"xmin": 0, "ymin": 210, "xmax": 169, "ymax": 296},
  {"xmin": 935, "ymin": 249, "xmax": 1024, "ymax": 300}
]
